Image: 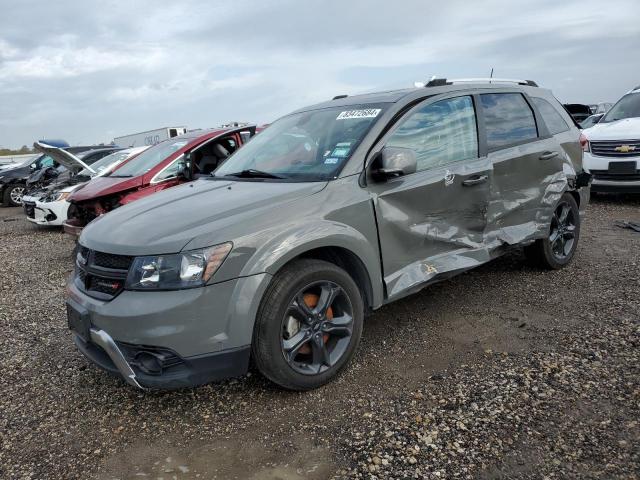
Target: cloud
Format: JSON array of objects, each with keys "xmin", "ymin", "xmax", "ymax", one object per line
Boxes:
[{"xmin": 0, "ymin": 0, "xmax": 639, "ymax": 148}]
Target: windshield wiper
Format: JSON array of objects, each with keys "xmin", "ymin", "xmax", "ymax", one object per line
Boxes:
[
  {"xmin": 108, "ymin": 174, "xmax": 133, "ymax": 178},
  {"xmin": 220, "ymin": 169, "xmax": 286, "ymax": 179}
]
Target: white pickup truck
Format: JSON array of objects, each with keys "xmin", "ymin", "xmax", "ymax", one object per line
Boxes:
[{"xmin": 581, "ymin": 85, "xmax": 640, "ymax": 193}]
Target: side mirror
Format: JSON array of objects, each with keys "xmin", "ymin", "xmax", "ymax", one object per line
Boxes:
[
  {"xmin": 178, "ymin": 153, "xmax": 192, "ymax": 181},
  {"xmin": 372, "ymin": 147, "xmax": 417, "ymax": 181}
]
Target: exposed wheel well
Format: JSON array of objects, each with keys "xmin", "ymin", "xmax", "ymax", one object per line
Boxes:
[{"xmin": 289, "ymin": 246, "xmax": 375, "ymax": 311}]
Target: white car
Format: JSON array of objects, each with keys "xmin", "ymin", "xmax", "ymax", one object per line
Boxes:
[
  {"xmin": 23, "ymin": 146, "xmax": 148, "ymax": 226},
  {"xmin": 581, "ymin": 85, "xmax": 640, "ymax": 193}
]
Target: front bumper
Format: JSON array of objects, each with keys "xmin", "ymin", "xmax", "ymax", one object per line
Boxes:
[
  {"xmin": 583, "ymin": 152, "xmax": 640, "ymax": 192},
  {"xmin": 63, "ymin": 219, "xmax": 84, "ymax": 236},
  {"xmin": 66, "ymin": 272, "xmax": 271, "ymax": 389},
  {"xmin": 23, "ymin": 197, "xmax": 68, "ymax": 226},
  {"xmin": 73, "ymin": 328, "xmax": 251, "ymax": 390}
]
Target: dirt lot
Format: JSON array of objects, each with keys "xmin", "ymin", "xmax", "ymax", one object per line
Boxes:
[{"xmin": 0, "ymin": 195, "xmax": 639, "ymax": 480}]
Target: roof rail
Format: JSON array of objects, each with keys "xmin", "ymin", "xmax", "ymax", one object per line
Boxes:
[
  {"xmin": 425, "ymin": 77, "xmax": 539, "ymax": 87},
  {"xmin": 333, "ymin": 94, "xmax": 348, "ymax": 100}
]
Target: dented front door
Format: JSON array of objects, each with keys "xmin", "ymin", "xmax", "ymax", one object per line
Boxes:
[{"xmin": 368, "ymin": 95, "xmax": 492, "ymax": 301}]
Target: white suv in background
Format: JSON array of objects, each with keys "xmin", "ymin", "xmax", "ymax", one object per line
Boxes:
[{"xmin": 581, "ymin": 85, "xmax": 640, "ymax": 193}]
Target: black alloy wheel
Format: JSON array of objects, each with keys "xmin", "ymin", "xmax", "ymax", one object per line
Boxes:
[
  {"xmin": 524, "ymin": 192, "xmax": 580, "ymax": 270},
  {"xmin": 549, "ymin": 200, "xmax": 577, "ymax": 261},
  {"xmin": 252, "ymin": 259, "xmax": 364, "ymax": 390},
  {"xmin": 281, "ymin": 281, "xmax": 354, "ymax": 375}
]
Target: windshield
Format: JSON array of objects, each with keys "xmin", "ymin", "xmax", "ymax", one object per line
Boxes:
[
  {"xmin": 109, "ymin": 139, "xmax": 189, "ymax": 177},
  {"xmin": 78, "ymin": 150, "xmax": 133, "ymax": 177},
  {"xmin": 580, "ymin": 115, "xmax": 601, "ymax": 129},
  {"xmin": 601, "ymin": 93, "xmax": 640, "ymax": 123},
  {"xmin": 214, "ymin": 105, "xmax": 387, "ymax": 181}
]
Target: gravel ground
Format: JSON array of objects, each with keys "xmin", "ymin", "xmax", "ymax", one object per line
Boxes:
[{"xmin": 0, "ymin": 195, "xmax": 639, "ymax": 480}]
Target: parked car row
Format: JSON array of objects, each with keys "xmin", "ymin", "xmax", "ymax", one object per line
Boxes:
[
  {"xmin": 0, "ymin": 141, "xmax": 120, "ymax": 207},
  {"xmin": 22, "ymin": 146, "xmax": 149, "ymax": 226}
]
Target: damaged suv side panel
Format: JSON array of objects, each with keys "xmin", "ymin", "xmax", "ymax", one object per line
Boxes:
[{"xmin": 67, "ymin": 81, "xmax": 589, "ymax": 391}]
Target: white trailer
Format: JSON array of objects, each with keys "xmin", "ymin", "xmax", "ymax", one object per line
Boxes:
[{"xmin": 113, "ymin": 126, "xmax": 187, "ymax": 147}]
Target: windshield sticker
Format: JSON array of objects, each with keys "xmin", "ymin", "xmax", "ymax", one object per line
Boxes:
[
  {"xmin": 324, "ymin": 157, "xmax": 339, "ymax": 165},
  {"xmin": 336, "ymin": 109, "xmax": 381, "ymax": 120},
  {"xmin": 330, "ymin": 146, "xmax": 351, "ymax": 158}
]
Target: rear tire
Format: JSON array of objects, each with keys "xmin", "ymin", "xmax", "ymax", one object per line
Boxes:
[
  {"xmin": 3, "ymin": 184, "xmax": 25, "ymax": 207},
  {"xmin": 525, "ymin": 192, "xmax": 580, "ymax": 270},
  {"xmin": 252, "ymin": 259, "xmax": 364, "ymax": 391}
]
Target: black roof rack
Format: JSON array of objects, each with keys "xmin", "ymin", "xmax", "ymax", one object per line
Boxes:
[
  {"xmin": 424, "ymin": 77, "xmax": 538, "ymax": 87},
  {"xmin": 333, "ymin": 94, "xmax": 348, "ymax": 100}
]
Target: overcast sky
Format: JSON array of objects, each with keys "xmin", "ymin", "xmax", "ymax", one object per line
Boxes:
[{"xmin": 1, "ymin": 0, "xmax": 639, "ymax": 148}]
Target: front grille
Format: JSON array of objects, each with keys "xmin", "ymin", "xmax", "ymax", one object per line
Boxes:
[
  {"xmin": 23, "ymin": 202, "xmax": 35, "ymax": 219},
  {"xmin": 93, "ymin": 251, "xmax": 133, "ymax": 270},
  {"xmin": 74, "ymin": 246, "xmax": 131, "ymax": 300},
  {"xmin": 591, "ymin": 170, "xmax": 640, "ymax": 182},
  {"xmin": 590, "ymin": 140, "xmax": 640, "ymax": 157}
]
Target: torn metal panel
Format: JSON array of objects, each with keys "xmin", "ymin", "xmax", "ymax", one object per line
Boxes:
[
  {"xmin": 384, "ymin": 245, "xmax": 494, "ymax": 300},
  {"xmin": 370, "ymin": 155, "xmax": 493, "ymax": 301},
  {"xmin": 486, "ymin": 137, "xmax": 576, "ymax": 246}
]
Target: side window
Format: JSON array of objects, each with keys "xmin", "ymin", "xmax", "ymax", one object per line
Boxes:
[
  {"xmin": 531, "ymin": 97, "xmax": 569, "ymax": 135},
  {"xmin": 154, "ymin": 156, "xmax": 182, "ymax": 182},
  {"xmin": 480, "ymin": 93, "xmax": 538, "ymax": 150},
  {"xmin": 386, "ymin": 96, "xmax": 478, "ymax": 172}
]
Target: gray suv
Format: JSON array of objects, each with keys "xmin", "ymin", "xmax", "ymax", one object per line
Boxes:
[{"xmin": 66, "ymin": 78, "xmax": 590, "ymax": 390}]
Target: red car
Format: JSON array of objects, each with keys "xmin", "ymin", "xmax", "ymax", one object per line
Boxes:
[{"xmin": 64, "ymin": 125, "xmax": 256, "ymax": 235}]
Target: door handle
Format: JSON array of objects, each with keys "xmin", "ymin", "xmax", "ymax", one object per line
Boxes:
[
  {"xmin": 462, "ymin": 175, "xmax": 488, "ymax": 186},
  {"xmin": 539, "ymin": 151, "xmax": 559, "ymax": 160}
]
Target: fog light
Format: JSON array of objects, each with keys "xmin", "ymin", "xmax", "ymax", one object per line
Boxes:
[{"xmin": 134, "ymin": 351, "xmax": 163, "ymax": 375}]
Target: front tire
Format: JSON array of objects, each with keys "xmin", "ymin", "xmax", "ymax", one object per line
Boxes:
[
  {"xmin": 525, "ymin": 192, "xmax": 580, "ymax": 270},
  {"xmin": 3, "ymin": 184, "xmax": 25, "ymax": 207},
  {"xmin": 252, "ymin": 259, "xmax": 364, "ymax": 391}
]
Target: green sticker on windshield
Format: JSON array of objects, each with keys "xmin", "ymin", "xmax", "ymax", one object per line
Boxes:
[{"xmin": 330, "ymin": 146, "xmax": 350, "ymax": 158}]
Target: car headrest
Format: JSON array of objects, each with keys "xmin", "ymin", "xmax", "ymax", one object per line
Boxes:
[{"xmin": 212, "ymin": 143, "xmax": 230, "ymax": 159}]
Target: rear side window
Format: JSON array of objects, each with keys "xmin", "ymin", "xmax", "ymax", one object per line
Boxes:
[
  {"xmin": 531, "ymin": 97, "xmax": 569, "ymax": 135},
  {"xmin": 386, "ymin": 96, "xmax": 478, "ymax": 172},
  {"xmin": 480, "ymin": 93, "xmax": 538, "ymax": 150}
]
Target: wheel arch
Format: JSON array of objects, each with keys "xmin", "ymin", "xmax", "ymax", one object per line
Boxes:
[{"xmin": 290, "ymin": 245, "xmax": 375, "ymax": 311}]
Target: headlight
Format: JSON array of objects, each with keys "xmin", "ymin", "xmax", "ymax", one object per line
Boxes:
[
  {"xmin": 125, "ymin": 242, "xmax": 232, "ymax": 290},
  {"xmin": 44, "ymin": 191, "xmax": 70, "ymax": 203}
]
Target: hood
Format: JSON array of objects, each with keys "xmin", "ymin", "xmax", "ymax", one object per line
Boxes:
[
  {"xmin": 33, "ymin": 141, "xmax": 95, "ymax": 174},
  {"xmin": 81, "ymin": 179, "xmax": 326, "ymax": 255},
  {"xmin": 0, "ymin": 163, "xmax": 26, "ymax": 173},
  {"xmin": 584, "ymin": 117, "xmax": 640, "ymax": 140},
  {"xmin": 69, "ymin": 175, "xmax": 144, "ymax": 202}
]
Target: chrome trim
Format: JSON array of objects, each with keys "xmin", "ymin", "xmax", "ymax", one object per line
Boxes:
[{"xmin": 89, "ymin": 328, "xmax": 144, "ymax": 389}]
